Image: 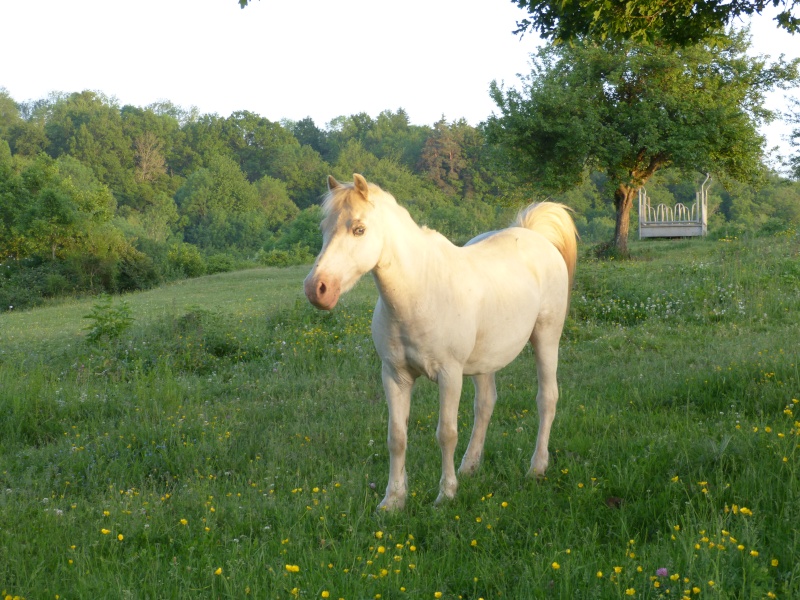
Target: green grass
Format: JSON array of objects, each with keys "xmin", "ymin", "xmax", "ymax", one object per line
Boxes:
[{"xmin": 1, "ymin": 235, "xmax": 799, "ymax": 599}]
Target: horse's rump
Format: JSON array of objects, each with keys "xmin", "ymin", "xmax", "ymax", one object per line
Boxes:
[{"xmin": 514, "ymin": 203, "xmax": 578, "ymax": 292}]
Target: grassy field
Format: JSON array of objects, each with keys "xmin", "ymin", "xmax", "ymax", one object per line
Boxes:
[{"xmin": 1, "ymin": 233, "xmax": 799, "ymax": 599}]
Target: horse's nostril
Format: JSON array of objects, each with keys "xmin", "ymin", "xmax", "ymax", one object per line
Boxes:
[{"xmin": 319, "ymin": 282, "xmax": 327, "ymax": 296}]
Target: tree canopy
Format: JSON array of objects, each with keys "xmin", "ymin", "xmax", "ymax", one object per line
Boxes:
[
  {"xmin": 512, "ymin": 0, "xmax": 800, "ymax": 45},
  {"xmin": 486, "ymin": 30, "xmax": 800, "ymax": 255},
  {"xmin": 1, "ymin": 81, "xmax": 799, "ymax": 311}
]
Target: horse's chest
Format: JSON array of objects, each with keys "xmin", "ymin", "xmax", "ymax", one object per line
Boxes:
[{"xmin": 372, "ymin": 303, "xmax": 463, "ymax": 380}]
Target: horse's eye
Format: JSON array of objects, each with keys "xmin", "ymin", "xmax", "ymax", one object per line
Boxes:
[{"xmin": 353, "ymin": 225, "xmax": 366, "ymax": 237}]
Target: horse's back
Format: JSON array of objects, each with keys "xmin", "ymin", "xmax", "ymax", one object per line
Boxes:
[{"xmin": 463, "ymin": 227, "xmax": 568, "ymax": 292}]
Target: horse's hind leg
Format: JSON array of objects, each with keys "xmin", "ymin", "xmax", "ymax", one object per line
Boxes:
[
  {"xmin": 459, "ymin": 372, "xmax": 497, "ymax": 476},
  {"xmin": 527, "ymin": 320, "xmax": 563, "ymax": 478}
]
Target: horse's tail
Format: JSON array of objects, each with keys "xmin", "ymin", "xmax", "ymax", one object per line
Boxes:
[{"xmin": 514, "ymin": 202, "xmax": 578, "ymax": 293}]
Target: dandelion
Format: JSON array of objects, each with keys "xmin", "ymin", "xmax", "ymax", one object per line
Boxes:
[
  {"xmin": 434, "ymin": 593, "xmax": 443, "ymax": 599},
  {"xmin": 750, "ymin": 550, "xmax": 759, "ymax": 557},
  {"xmin": 101, "ymin": 529, "xmax": 110, "ymax": 535},
  {"xmin": 625, "ymin": 589, "xmax": 636, "ymax": 596},
  {"xmin": 471, "ymin": 540, "xmax": 477, "ymax": 547},
  {"xmin": 321, "ymin": 593, "xmax": 330, "ymax": 599},
  {"xmin": 771, "ymin": 559, "xmax": 779, "ymax": 567},
  {"xmin": 214, "ymin": 567, "xmax": 223, "ymax": 576},
  {"xmin": 180, "ymin": 519, "xmax": 188, "ymax": 526},
  {"xmin": 597, "ymin": 571, "xmax": 603, "ymax": 578},
  {"xmin": 377, "ymin": 546, "xmax": 386, "ymax": 554},
  {"xmin": 285, "ymin": 564, "xmax": 300, "ymax": 573},
  {"xmin": 117, "ymin": 534, "xmax": 124, "ymax": 541},
  {"xmin": 551, "ymin": 562, "xmax": 560, "ymax": 570},
  {"xmin": 614, "ymin": 566, "xmax": 623, "ymax": 574},
  {"xmin": 375, "ymin": 531, "xmax": 384, "ymax": 539}
]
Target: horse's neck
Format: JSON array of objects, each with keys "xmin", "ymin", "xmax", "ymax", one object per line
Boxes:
[{"xmin": 372, "ymin": 214, "xmax": 451, "ymax": 315}]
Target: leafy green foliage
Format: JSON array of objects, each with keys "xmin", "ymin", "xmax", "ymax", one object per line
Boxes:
[
  {"xmin": 512, "ymin": 0, "xmax": 800, "ymax": 45},
  {"xmin": 487, "ymin": 31, "xmax": 800, "ymax": 254},
  {"xmin": 1, "ymin": 84, "xmax": 799, "ymax": 311},
  {"xmin": 82, "ymin": 293, "xmax": 134, "ymax": 345}
]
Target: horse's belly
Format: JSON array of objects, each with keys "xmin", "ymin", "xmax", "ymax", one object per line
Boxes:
[{"xmin": 463, "ymin": 316, "xmax": 535, "ymax": 375}]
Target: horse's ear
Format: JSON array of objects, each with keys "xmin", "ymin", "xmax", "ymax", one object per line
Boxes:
[
  {"xmin": 353, "ymin": 173, "xmax": 370, "ymax": 201},
  {"xmin": 327, "ymin": 175, "xmax": 341, "ymax": 191}
]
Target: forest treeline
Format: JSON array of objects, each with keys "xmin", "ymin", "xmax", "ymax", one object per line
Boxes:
[{"xmin": 1, "ymin": 89, "xmax": 798, "ymax": 311}]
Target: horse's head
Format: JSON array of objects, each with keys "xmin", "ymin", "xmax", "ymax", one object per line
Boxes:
[{"xmin": 304, "ymin": 174, "xmax": 386, "ymax": 310}]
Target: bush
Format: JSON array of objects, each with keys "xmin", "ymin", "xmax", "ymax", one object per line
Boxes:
[
  {"xmin": 167, "ymin": 243, "xmax": 206, "ymax": 278},
  {"xmin": 83, "ymin": 294, "xmax": 134, "ymax": 345},
  {"xmin": 205, "ymin": 254, "xmax": 238, "ymax": 274},
  {"xmin": 0, "ymin": 259, "xmax": 72, "ymax": 312},
  {"xmin": 117, "ymin": 247, "xmax": 162, "ymax": 292},
  {"xmin": 256, "ymin": 243, "xmax": 314, "ymax": 267}
]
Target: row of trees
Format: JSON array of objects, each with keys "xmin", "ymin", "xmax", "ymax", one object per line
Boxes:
[
  {"xmin": 0, "ymin": 90, "xmax": 531, "ymax": 309},
  {"xmin": 2, "ymin": 25, "xmax": 800, "ymax": 310}
]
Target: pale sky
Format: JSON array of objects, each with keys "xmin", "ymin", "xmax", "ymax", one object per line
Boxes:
[{"xmin": 1, "ymin": 0, "xmax": 797, "ymax": 164}]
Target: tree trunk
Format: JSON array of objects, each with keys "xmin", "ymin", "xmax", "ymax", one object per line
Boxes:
[{"xmin": 613, "ymin": 183, "xmax": 637, "ymax": 257}]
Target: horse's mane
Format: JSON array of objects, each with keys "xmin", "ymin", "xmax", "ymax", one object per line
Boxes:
[{"xmin": 321, "ymin": 181, "xmax": 398, "ymax": 218}]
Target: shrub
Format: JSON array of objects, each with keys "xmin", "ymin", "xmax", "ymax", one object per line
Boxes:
[
  {"xmin": 167, "ymin": 243, "xmax": 206, "ymax": 278},
  {"xmin": 256, "ymin": 243, "xmax": 314, "ymax": 267},
  {"xmin": 117, "ymin": 247, "xmax": 162, "ymax": 292},
  {"xmin": 205, "ymin": 254, "xmax": 238, "ymax": 274},
  {"xmin": 83, "ymin": 294, "xmax": 133, "ymax": 345}
]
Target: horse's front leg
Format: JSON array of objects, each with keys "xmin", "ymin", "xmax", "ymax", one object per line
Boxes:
[
  {"xmin": 435, "ymin": 368, "xmax": 464, "ymax": 505},
  {"xmin": 378, "ymin": 364, "xmax": 414, "ymax": 511}
]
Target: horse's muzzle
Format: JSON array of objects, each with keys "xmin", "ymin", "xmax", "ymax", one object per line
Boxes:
[{"xmin": 304, "ymin": 273, "xmax": 341, "ymax": 311}]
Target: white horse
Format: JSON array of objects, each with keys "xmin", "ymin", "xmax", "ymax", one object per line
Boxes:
[{"xmin": 304, "ymin": 174, "xmax": 578, "ymax": 510}]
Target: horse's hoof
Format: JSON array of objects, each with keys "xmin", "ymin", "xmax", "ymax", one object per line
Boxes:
[
  {"xmin": 525, "ymin": 468, "xmax": 547, "ymax": 480},
  {"xmin": 434, "ymin": 491, "xmax": 456, "ymax": 506},
  {"xmin": 377, "ymin": 496, "xmax": 405, "ymax": 512},
  {"xmin": 458, "ymin": 461, "xmax": 480, "ymax": 476}
]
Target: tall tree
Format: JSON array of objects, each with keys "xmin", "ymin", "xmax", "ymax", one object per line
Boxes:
[
  {"xmin": 512, "ymin": 0, "xmax": 800, "ymax": 45},
  {"xmin": 363, "ymin": 109, "xmax": 431, "ymax": 169},
  {"xmin": 44, "ymin": 91, "xmax": 135, "ymax": 196},
  {"xmin": 174, "ymin": 154, "xmax": 270, "ymax": 251},
  {"xmin": 790, "ymin": 98, "xmax": 800, "ymax": 178},
  {"xmin": 486, "ymin": 31, "xmax": 799, "ymax": 255},
  {"xmin": 0, "ymin": 89, "xmax": 21, "ymax": 141},
  {"xmin": 418, "ymin": 118, "xmax": 494, "ymax": 200},
  {"xmin": 17, "ymin": 155, "xmax": 117, "ymax": 260},
  {"xmin": 224, "ymin": 111, "xmax": 298, "ymax": 182}
]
